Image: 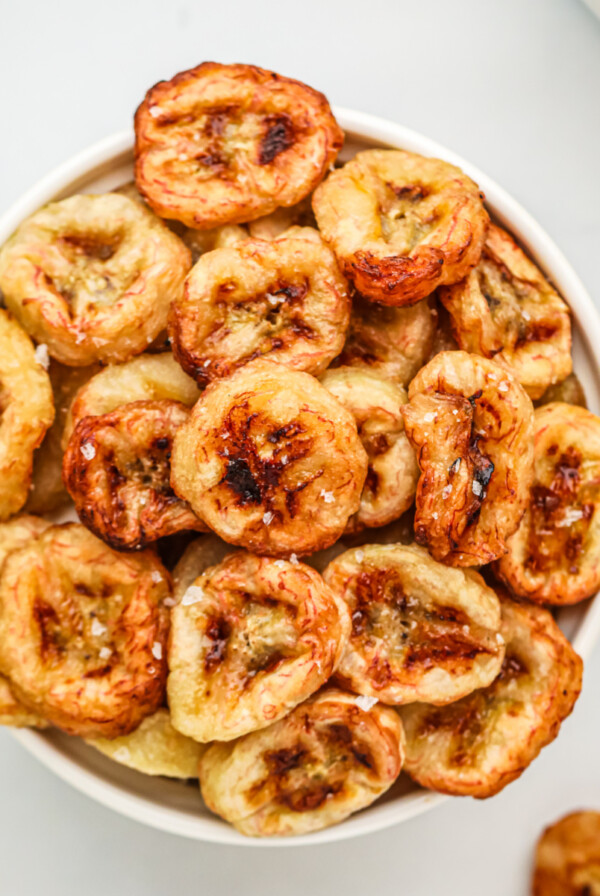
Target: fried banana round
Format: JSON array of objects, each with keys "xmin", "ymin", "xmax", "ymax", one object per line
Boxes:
[
  {"xmin": 399, "ymin": 596, "xmax": 582, "ymax": 798},
  {"xmin": 439, "ymin": 224, "xmax": 572, "ymax": 399},
  {"xmin": 323, "ymin": 544, "xmax": 504, "ymax": 705},
  {"xmin": 402, "ymin": 351, "xmax": 534, "ymax": 566},
  {"xmin": 26, "ymin": 360, "xmax": 99, "ymax": 515},
  {"xmin": 336, "ymin": 293, "xmax": 436, "ymax": 384},
  {"xmin": 199, "ymin": 687, "xmax": 404, "ymax": 836},
  {"xmin": 170, "ymin": 359, "xmax": 368, "ymax": 556},
  {"xmin": 0, "ymin": 194, "xmax": 191, "ymax": 365},
  {"xmin": 496, "ymin": 402, "xmax": 600, "ymax": 605},
  {"xmin": 532, "ymin": 811, "xmax": 600, "ymax": 896},
  {"xmin": 0, "ymin": 310, "xmax": 54, "ymax": 520},
  {"xmin": 62, "ymin": 352, "xmax": 201, "ymax": 447},
  {"xmin": 86, "ymin": 708, "xmax": 205, "ymax": 778},
  {"xmin": 312, "ymin": 149, "xmax": 488, "ymax": 306},
  {"xmin": 134, "ymin": 62, "xmax": 343, "ymax": 229},
  {"xmin": 63, "ymin": 400, "xmax": 205, "ymax": 550},
  {"xmin": 169, "ymin": 231, "xmax": 350, "ymax": 385},
  {"xmin": 0, "ymin": 523, "xmax": 170, "ymax": 737},
  {"xmin": 168, "ymin": 552, "xmax": 350, "ymax": 742},
  {"xmin": 320, "ymin": 368, "xmax": 418, "ymax": 531},
  {"xmin": 534, "ymin": 372, "xmax": 587, "ymax": 410}
]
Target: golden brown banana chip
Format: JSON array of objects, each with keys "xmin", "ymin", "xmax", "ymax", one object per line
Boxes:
[
  {"xmin": 134, "ymin": 62, "xmax": 343, "ymax": 229},
  {"xmin": 63, "ymin": 400, "xmax": 205, "ymax": 550},
  {"xmin": 26, "ymin": 359, "xmax": 99, "ymax": 515},
  {"xmin": 86, "ymin": 708, "xmax": 205, "ymax": 778},
  {"xmin": 168, "ymin": 552, "xmax": 350, "ymax": 742},
  {"xmin": 336, "ymin": 293, "xmax": 436, "ymax": 384},
  {"xmin": 439, "ymin": 224, "xmax": 572, "ymax": 400},
  {"xmin": 402, "ymin": 351, "xmax": 534, "ymax": 566},
  {"xmin": 534, "ymin": 372, "xmax": 587, "ymax": 410},
  {"xmin": 320, "ymin": 368, "xmax": 418, "ymax": 531},
  {"xmin": 532, "ymin": 811, "xmax": 600, "ymax": 896},
  {"xmin": 0, "ymin": 194, "xmax": 191, "ymax": 365},
  {"xmin": 312, "ymin": 149, "xmax": 488, "ymax": 306},
  {"xmin": 0, "ymin": 676, "xmax": 48, "ymax": 728},
  {"xmin": 399, "ymin": 597, "xmax": 582, "ymax": 798},
  {"xmin": 199, "ymin": 687, "xmax": 404, "ymax": 836},
  {"xmin": 170, "ymin": 359, "xmax": 368, "ymax": 557},
  {"xmin": 62, "ymin": 352, "xmax": 200, "ymax": 447},
  {"xmin": 0, "ymin": 310, "xmax": 54, "ymax": 520},
  {"xmin": 0, "ymin": 523, "xmax": 170, "ymax": 737},
  {"xmin": 324, "ymin": 544, "xmax": 504, "ymax": 705},
  {"xmin": 496, "ymin": 402, "xmax": 600, "ymax": 605},
  {"xmin": 169, "ymin": 231, "xmax": 350, "ymax": 385}
]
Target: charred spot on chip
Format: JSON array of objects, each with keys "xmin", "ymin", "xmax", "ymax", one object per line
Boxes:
[
  {"xmin": 391, "ymin": 183, "xmax": 429, "ymax": 202},
  {"xmin": 265, "ymin": 746, "xmax": 307, "ymax": 776},
  {"xmin": 258, "ymin": 114, "xmax": 296, "ymax": 165},
  {"xmin": 280, "ymin": 781, "xmax": 343, "ymax": 812},
  {"xmin": 267, "ymin": 421, "xmax": 305, "ymax": 444},
  {"xmin": 59, "ymin": 234, "xmax": 118, "ymax": 261},
  {"xmin": 223, "ymin": 457, "xmax": 263, "ymax": 505},
  {"xmin": 33, "ymin": 599, "xmax": 63, "ymax": 661},
  {"xmin": 204, "ymin": 616, "xmax": 231, "ymax": 673}
]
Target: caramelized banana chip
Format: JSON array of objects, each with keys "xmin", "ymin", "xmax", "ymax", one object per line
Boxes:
[
  {"xmin": 0, "ymin": 524, "xmax": 170, "ymax": 737},
  {"xmin": 63, "ymin": 400, "xmax": 205, "ymax": 550},
  {"xmin": 402, "ymin": 351, "xmax": 534, "ymax": 566},
  {"xmin": 170, "ymin": 359, "xmax": 368, "ymax": 556},
  {"xmin": 63, "ymin": 352, "xmax": 201, "ymax": 446},
  {"xmin": 0, "ymin": 310, "xmax": 54, "ymax": 520},
  {"xmin": 169, "ymin": 231, "xmax": 350, "ymax": 384},
  {"xmin": 86, "ymin": 708, "xmax": 205, "ymax": 778},
  {"xmin": 199, "ymin": 688, "xmax": 404, "ymax": 836},
  {"xmin": 496, "ymin": 403, "xmax": 600, "ymax": 605},
  {"xmin": 26, "ymin": 360, "xmax": 99, "ymax": 515},
  {"xmin": 324, "ymin": 544, "xmax": 504, "ymax": 705},
  {"xmin": 439, "ymin": 224, "xmax": 572, "ymax": 399},
  {"xmin": 0, "ymin": 194, "xmax": 191, "ymax": 365},
  {"xmin": 134, "ymin": 62, "xmax": 343, "ymax": 229},
  {"xmin": 336, "ymin": 293, "xmax": 436, "ymax": 384},
  {"xmin": 168, "ymin": 552, "xmax": 350, "ymax": 742},
  {"xmin": 399, "ymin": 597, "xmax": 582, "ymax": 798},
  {"xmin": 321, "ymin": 368, "xmax": 418, "ymax": 531},
  {"xmin": 313, "ymin": 149, "xmax": 488, "ymax": 306},
  {"xmin": 533, "ymin": 811, "xmax": 600, "ymax": 896}
]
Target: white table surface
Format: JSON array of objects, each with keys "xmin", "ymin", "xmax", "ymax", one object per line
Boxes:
[{"xmin": 1, "ymin": 1, "xmax": 599, "ymax": 893}]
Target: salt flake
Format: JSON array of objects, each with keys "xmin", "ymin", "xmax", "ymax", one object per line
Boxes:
[
  {"xmin": 114, "ymin": 747, "xmax": 131, "ymax": 762},
  {"xmin": 34, "ymin": 343, "xmax": 50, "ymax": 369},
  {"xmin": 355, "ymin": 549, "xmax": 365, "ymax": 562},
  {"xmin": 472, "ymin": 480, "xmax": 483, "ymax": 497},
  {"xmin": 181, "ymin": 585, "xmax": 205, "ymax": 606},
  {"xmin": 99, "ymin": 646, "xmax": 112, "ymax": 661},
  {"xmin": 148, "ymin": 106, "xmax": 162, "ymax": 118},
  {"xmin": 498, "ymin": 381, "xmax": 509, "ymax": 393},
  {"xmin": 423, "ymin": 412, "xmax": 436, "ymax": 423},
  {"xmin": 150, "ymin": 570, "xmax": 163, "ymax": 583},
  {"xmin": 152, "ymin": 641, "xmax": 163, "ymax": 660},
  {"xmin": 442, "ymin": 484, "xmax": 453, "ymax": 499},
  {"xmin": 556, "ymin": 507, "xmax": 584, "ymax": 528},
  {"xmin": 289, "ymin": 553, "xmax": 299, "ymax": 565},
  {"xmin": 163, "ymin": 597, "xmax": 177, "ymax": 608},
  {"xmin": 91, "ymin": 618, "xmax": 107, "ymax": 637},
  {"xmin": 354, "ymin": 695, "xmax": 378, "ymax": 711},
  {"xmin": 80, "ymin": 442, "xmax": 96, "ymax": 461},
  {"xmin": 262, "ymin": 511, "xmax": 274, "ymax": 525},
  {"xmin": 320, "ymin": 489, "xmax": 335, "ymax": 504}
]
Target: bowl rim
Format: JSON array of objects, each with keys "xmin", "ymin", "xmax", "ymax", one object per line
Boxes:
[{"xmin": 3, "ymin": 106, "xmax": 600, "ymax": 847}]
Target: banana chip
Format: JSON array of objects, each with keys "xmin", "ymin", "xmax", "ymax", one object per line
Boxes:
[
  {"xmin": 199, "ymin": 688, "xmax": 404, "ymax": 836},
  {"xmin": 313, "ymin": 149, "xmax": 488, "ymax": 306},
  {"xmin": 533, "ymin": 811, "xmax": 600, "ymax": 896},
  {"xmin": 135, "ymin": 62, "xmax": 343, "ymax": 229},
  {"xmin": 168, "ymin": 552, "xmax": 350, "ymax": 742},
  {"xmin": 324, "ymin": 544, "xmax": 504, "ymax": 705},
  {"xmin": 496, "ymin": 402, "xmax": 600, "ymax": 605},
  {"xmin": 170, "ymin": 359, "xmax": 368, "ymax": 556},
  {"xmin": 399, "ymin": 597, "xmax": 582, "ymax": 797},
  {"xmin": 403, "ymin": 351, "xmax": 534, "ymax": 566}
]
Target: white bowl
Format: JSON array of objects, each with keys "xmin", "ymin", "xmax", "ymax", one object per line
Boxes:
[{"xmin": 2, "ymin": 109, "xmax": 600, "ymax": 847}]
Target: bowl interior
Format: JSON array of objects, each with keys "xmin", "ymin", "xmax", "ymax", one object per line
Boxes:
[{"xmin": 5, "ymin": 110, "xmax": 600, "ymax": 846}]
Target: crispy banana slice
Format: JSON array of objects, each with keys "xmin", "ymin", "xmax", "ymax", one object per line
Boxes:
[
  {"xmin": 399, "ymin": 596, "xmax": 582, "ymax": 798},
  {"xmin": 26, "ymin": 359, "xmax": 99, "ymax": 515},
  {"xmin": 496, "ymin": 403, "xmax": 600, "ymax": 605},
  {"xmin": 62, "ymin": 352, "xmax": 200, "ymax": 447},
  {"xmin": 535, "ymin": 372, "xmax": 587, "ymax": 410},
  {"xmin": 63, "ymin": 400, "xmax": 205, "ymax": 550},
  {"xmin": 199, "ymin": 688, "xmax": 404, "ymax": 836},
  {"xmin": 402, "ymin": 351, "xmax": 534, "ymax": 566},
  {"xmin": 134, "ymin": 62, "xmax": 343, "ymax": 229},
  {"xmin": 0, "ymin": 194, "xmax": 191, "ymax": 365},
  {"xmin": 533, "ymin": 811, "xmax": 600, "ymax": 896},
  {"xmin": 439, "ymin": 224, "xmax": 572, "ymax": 400},
  {"xmin": 170, "ymin": 359, "xmax": 368, "ymax": 556},
  {"xmin": 0, "ymin": 310, "xmax": 54, "ymax": 520},
  {"xmin": 0, "ymin": 675, "xmax": 48, "ymax": 728},
  {"xmin": 312, "ymin": 149, "xmax": 488, "ymax": 306},
  {"xmin": 168, "ymin": 552, "xmax": 350, "ymax": 742},
  {"xmin": 320, "ymin": 368, "xmax": 418, "ymax": 531},
  {"xmin": 0, "ymin": 523, "xmax": 170, "ymax": 737},
  {"xmin": 336, "ymin": 293, "xmax": 436, "ymax": 384},
  {"xmin": 169, "ymin": 231, "xmax": 350, "ymax": 385},
  {"xmin": 323, "ymin": 544, "xmax": 504, "ymax": 705},
  {"xmin": 86, "ymin": 708, "xmax": 205, "ymax": 778}
]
